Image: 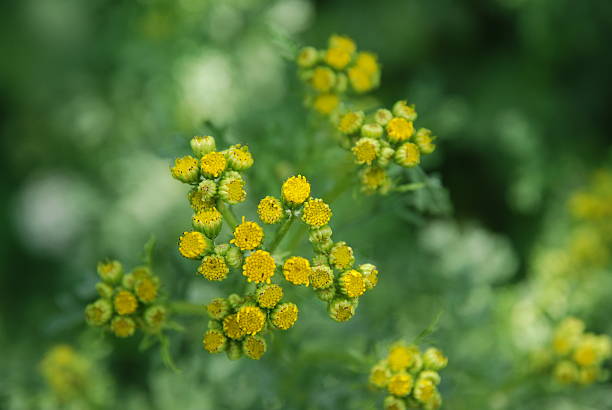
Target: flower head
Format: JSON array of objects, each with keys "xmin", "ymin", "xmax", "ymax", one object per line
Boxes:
[
  {"xmin": 114, "ymin": 290, "xmax": 138, "ymax": 315},
  {"xmin": 198, "ymin": 255, "xmax": 229, "ymax": 281},
  {"xmin": 111, "ymin": 316, "xmax": 136, "ymax": 338},
  {"xmin": 190, "ymin": 136, "xmax": 216, "ymax": 157},
  {"xmin": 242, "ymin": 335, "xmax": 267, "ymax": 360},
  {"xmin": 192, "ymin": 207, "xmax": 223, "ymax": 238},
  {"xmin": 203, "ymin": 329, "xmax": 227, "ymax": 353},
  {"xmin": 283, "ymin": 256, "xmax": 312, "ymax": 286},
  {"xmin": 144, "ymin": 305, "xmax": 166, "ymax": 330},
  {"xmin": 338, "ymin": 111, "xmax": 364, "ymax": 135},
  {"xmin": 328, "ymin": 298, "xmax": 356, "ymax": 322},
  {"xmin": 393, "ymin": 100, "xmax": 418, "ymax": 121},
  {"xmin": 271, "ymin": 302, "xmax": 299, "ymax": 330},
  {"xmin": 302, "ymin": 198, "xmax": 332, "ymax": 227},
  {"xmin": 361, "ymin": 166, "xmax": 388, "ymax": 192},
  {"xmin": 231, "ymin": 218, "xmax": 264, "ymax": 250},
  {"xmin": 369, "ymin": 362, "xmax": 391, "ymax": 388},
  {"xmin": 415, "ymin": 128, "xmax": 436, "ymax": 154},
  {"xmin": 207, "ymin": 298, "xmax": 230, "ymax": 320},
  {"xmin": 325, "ymin": 46, "xmax": 352, "ymax": 70},
  {"xmin": 356, "ymin": 52, "xmax": 379, "ymax": 75},
  {"xmin": 258, "ymin": 196, "xmax": 284, "ymax": 224},
  {"xmin": 223, "ymin": 314, "xmax": 246, "ymax": 340},
  {"xmin": 386, "ymin": 117, "xmax": 414, "ymax": 143},
  {"xmin": 236, "ymin": 305, "xmax": 266, "ymax": 335},
  {"xmin": 413, "ymin": 378, "xmax": 436, "ymax": 403},
  {"xmin": 395, "ymin": 142, "xmax": 420, "ymax": 168},
  {"xmin": 352, "ymin": 137, "xmax": 380, "ymax": 164},
  {"xmin": 311, "ymin": 66, "xmax": 336, "ymax": 92},
  {"xmin": 328, "ymin": 34, "xmax": 356, "ymax": 54},
  {"xmin": 282, "ymin": 175, "xmax": 311, "ymax": 206},
  {"xmin": 339, "ymin": 269, "xmax": 366, "ymax": 298},
  {"xmin": 85, "ymin": 299, "xmax": 112, "ymax": 326},
  {"xmin": 200, "ymin": 151, "xmax": 227, "ymax": 178},
  {"xmin": 387, "ymin": 372, "xmax": 413, "ymax": 397},
  {"xmin": 348, "ymin": 66, "xmax": 375, "ymax": 93},
  {"xmin": 297, "ymin": 46, "xmax": 318, "ymax": 68},
  {"xmin": 135, "ymin": 277, "xmax": 158, "ymax": 303},
  {"xmin": 423, "ymin": 347, "xmax": 448, "ymax": 371},
  {"xmin": 309, "ymin": 265, "xmax": 334, "ymax": 289},
  {"xmin": 178, "ymin": 231, "xmax": 210, "ymax": 259},
  {"xmin": 219, "ymin": 171, "xmax": 246, "ymax": 204},
  {"xmin": 256, "ymin": 284, "xmax": 284, "ymax": 309},
  {"xmin": 329, "ymin": 242, "xmax": 355, "ymax": 270},
  {"xmin": 313, "ymin": 93, "xmax": 340, "ymax": 115},
  {"xmin": 243, "ymin": 250, "xmax": 276, "ymax": 283},
  {"xmin": 226, "ymin": 144, "xmax": 254, "ymax": 171},
  {"xmin": 97, "ymin": 260, "xmax": 123, "ymax": 284},
  {"xmin": 171, "ymin": 156, "xmax": 200, "ymax": 183},
  {"xmin": 388, "ymin": 343, "xmax": 418, "ymax": 372}
]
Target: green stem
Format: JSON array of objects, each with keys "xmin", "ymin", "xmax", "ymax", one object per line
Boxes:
[
  {"xmin": 268, "ymin": 214, "xmax": 295, "ymax": 253},
  {"xmin": 393, "ymin": 182, "xmax": 425, "ymax": 192},
  {"xmin": 168, "ymin": 300, "xmax": 206, "ymax": 316},
  {"xmin": 216, "ymin": 199, "xmax": 239, "ymax": 230}
]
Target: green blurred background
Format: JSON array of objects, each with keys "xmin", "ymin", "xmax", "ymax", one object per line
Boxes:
[{"xmin": 1, "ymin": 0, "xmax": 612, "ymax": 409}]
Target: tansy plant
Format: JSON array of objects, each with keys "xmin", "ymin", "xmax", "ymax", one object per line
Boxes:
[
  {"xmin": 296, "ymin": 35, "xmax": 439, "ymax": 196},
  {"xmin": 171, "ymin": 135, "xmax": 379, "ymax": 360},
  {"xmin": 369, "ymin": 341, "xmax": 448, "ymax": 410}
]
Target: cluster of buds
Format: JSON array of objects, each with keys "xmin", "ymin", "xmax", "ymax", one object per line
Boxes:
[
  {"xmin": 337, "ymin": 102, "xmax": 436, "ymax": 194},
  {"xmin": 84, "ymin": 260, "xmax": 167, "ymax": 338},
  {"xmin": 296, "ymin": 34, "xmax": 381, "ymax": 115},
  {"xmin": 369, "ymin": 342, "xmax": 447, "ymax": 410},
  {"xmin": 171, "ymin": 137, "xmax": 378, "ymax": 359},
  {"xmin": 40, "ymin": 345, "xmax": 91, "ymax": 402},
  {"xmin": 549, "ymin": 317, "xmax": 611, "ymax": 385}
]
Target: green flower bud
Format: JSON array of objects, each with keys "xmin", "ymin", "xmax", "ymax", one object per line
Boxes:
[
  {"xmin": 225, "ymin": 246, "xmax": 243, "ymax": 269},
  {"xmin": 192, "ymin": 208, "xmax": 223, "ymax": 239},
  {"xmin": 208, "ymin": 319, "xmax": 223, "ymax": 330},
  {"xmin": 226, "ymin": 341, "xmax": 243, "ymax": 360},
  {"xmin": 121, "ymin": 273, "xmax": 135, "ymax": 290},
  {"xmin": 393, "ymin": 100, "xmax": 418, "ymax": 121},
  {"xmin": 378, "ymin": 146, "xmax": 395, "ymax": 167},
  {"xmin": 316, "ymin": 285, "xmax": 336, "ymax": 302},
  {"xmin": 296, "ymin": 46, "xmax": 318, "ymax": 68},
  {"xmin": 361, "ymin": 123, "xmax": 383, "ymax": 139},
  {"xmin": 418, "ymin": 370, "xmax": 441, "ymax": 385},
  {"xmin": 395, "ymin": 142, "xmax": 420, "ymax": 168},
  {"xmin": 85, "ymin": 299, "xmax": 113, "ymax": 326},
  {"xmin": 384, "ymin": 396, "xmax": 406, "ymax": 410},
  {"xmin": 423, "ymin": 347, "xmax": 448, "ymax": 371},
  {"xmin": 374, "ymin": 108, "xmax": 393, "ymax": 126},
  {"xmin": 225, "ymin": 144, "xmax": 254, "ymax": 171},
  {"xmin": 335, "ymin": 73, "xmax": 348, "ymax": 93},
  {"xmin": 96, "ymin": 282, "xmax": 114, "ymax": 299},
  {"xmin": 207, "ymin": 298, "xmax": 230, "ymax": 320},
  {"xmin": 97, "ymin": 260, "xmax": 123, "ymax": 284},
  {"xmin": 110, "ymin": 316, "xmax": 136, "ymax": 338},
  {"xmin": 218, "ymin": 171, "xmax": 246, "ymax": 205},
  {"xmin": 359, "ymin": 263, "xmax": 379, "ymax": 291},
  {"xmin": 554, "ymin": 360, "xmax": 578, "ymax": 384},
  {"xmin": 242, "ymin": 335, "xmax": 267, "ymax": 360},
  {"xmin": 329, "ymin": 242, "xmax": 355, "ymax": 270},
  {"xmin": 203, "ymin": 329, "xmax": 227, "ymax": 354},
  {"xmin": 337, "ymin": 111, "xmax": 364, "ymax": 135},
  {"xmin": 214, "ymin": 243, "xmax": 230, "ymax": 256},
  {"xmin": 144, "ymin": 305, "xmax": 167, "ymax": 332},
  {"xmin": 197, "ymin": 179, "xmax": 217, "ymax": 202},
  {"xmin": 309, "ymin": 226, "xmax": 333, "ymax": 243},
  {"xmin": 415, "ymin": 128, "xmax": 436, "ymax": 155},
  {"xmin": 311, "ymin": 253, "xmax": 329, "ymax": 267},
  {"xmin": 328, "ymin": 298, "xmax": 356, "ymax": 322},
  {"xmin": 228, "ymin": 293, "xmax": 244, "ymax": 310},
  {"xmin": 190, "ymin": 136, "xmax": 216, "ymax": 157}
]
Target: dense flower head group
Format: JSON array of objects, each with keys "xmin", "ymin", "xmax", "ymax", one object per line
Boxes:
[
  {"xmin": 171, "ymin": 136, "xmax": 379, "ymax": 359},
  {"xmin": 85, "ymin": 260, "xmax": 168, "ymax": 338},
  {"xmin": 370, "ymin": 342, "xmax": 447, "ymax": 410},
  {"xmin": 297, "ymin": 35, "xmax": 381, "ymax": 115},
  {"xmin": 547, "ymin": 317, "xmax": 611, "ymax": 385}
]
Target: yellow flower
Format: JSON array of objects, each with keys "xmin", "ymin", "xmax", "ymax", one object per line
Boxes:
[
  {"xmin": 257, "ymin": 196, "xmax": 284, "ymax": 224},
  {"xmin": 223, "ymin": 314, "xmax": 246, "ymax": 340},
  {"xmin": 361, "ymin": 166, "xmax": 387, "ymax": 192},
  {"xmin": 348, "ymin": 66, "xmax": 375, "ymax": 93},
  {"xmin": 188, "ymin": 187, "xmax": 215, "ymax": 211},
  {"xmin": 313, "ymin": 93, "xmax": 340, "ymax": 115},
  {"xmin": 85, "ymin": 299, "xmax": 112, "ymax": 326},
  {"xmin": 171, "ymin": 155, "xmax": 200, "ymax": 183},
  {"xmin": 225, "ymin": 144, "xmax": 254, "ymax": 171},
  {"xmin": 553, "ymin": 317, "xmax": 584, "ymax": 355},
  {"xmin": 178, "ymin": 231, "xmax": 210, "ymax": 259},
  {"xmin": 339, "ymin": 269, "xmax": 366, "ymax": 298},
  {"xmin": 243, "ymin": 335, "xmax": 267, "ymax": 360},
  {"xmin": 283, "ymin": 256, "xmax": 312, "ymax": 286},
  {"xmin": 360, "ymin": 263, "xmax": 379, "ymax": 290},
  {"xmin": 135, "ymin": 277, "xmax": 158, "ymax": 303},
  {"xmin": 97, "ymin": 260, "xmax": 123, "ymax": 283},
  {"xmin": 415, "ymin": 128, "xmax": 436, "ymax": 154},
  {"xmin": 236, "ymin": 305, "xmax": 266, "ymax": 335},
  {"xmin": 111, "ymin": 316, "xmax": 136, "ymax": 338},
  {"xmin": 384, "ymin": 396, "xmax": 407, "ymax": 410},
  {"xmin": 395, "ymin": 142, "xmax": 420, "ymax": 168},
  {"xmin": 203, "ymin": 329, "xmax": 227, "ymax": 353},
  {"xmin": 282, "ymin": 175, "xmax": 311, "ymax": 205},
  {"xmin": 325, "ymin": 46, "xmax": 351, "ymax": 70},
  {"xmin": 219, "ymin": 173, "xmax": 246, "ymax": 204},
  {"xmin": 311, "ymin": 66, "xmax": 336, "ymax": 92},
  {"xmin": 144, "ymin": 305, "xmax": 166, "ymax": 330},
  {"xmin": 393, "ymin": 100, "xmax": 418, "ymax": 121},
  {"xmin": 309, "ymin": 265, "xmax": 334, "ymax": 289},
  {"xmin": 231, "ymin": 218, "xmax": 264, "ymax": 251},
  {"xmin": 328, "ymin": 298, "xmax": 356, "ymax": 322},
  {"xmin": 190, "ymin": 135, "xmax": 215, "ymax": 157},
  {"xmin": 337, "ymin": 111, "xmax": 364, "ymax": 135},
  {"xmin": 352, "ymin": 138, "xmax": 379, "ymax": 164},
  {"xmin": 386, "ymin": 117, "xmax": 414, "ymax": 142},
  {"xmin": 271, "ymin": 302, "xmax": 299, "ymax": 330},
  {"xmin": 369, "ymin": 362, "xmax": 391, "ymax": 388},
  {"xmin": 302, "ymin": 198, "xmax": 332, "ymax": 227},
  {"xmin": 355, "ymin": 51, "xmax": 379, "ymax": 75},
  {"xmin": 328, "ymin": 34, "xmax": 356, "ymax": 54},
  {"xmin": 578, "ymin": 366, "xmax": 600, "ymax": 385},
  {"xmin": 423, "ymin": 347, "xmax": 448, "ymax": 370},
  {"xmin": 243, "ymin": 250, "xmax": 276, "ymax": 283},
  {"xmin": 554, "ymin": 360, "xmax": 578, "ymax": 384},
  {"xmin": 207, "ymin": 298, "xmax": 229, "ymax": 319},
  {"xmin": 200, "ymin": 151, "xmax": 227, "ymax": 178},
  {"xmin": 329, "ymin": 242, "xmax": 354, "ymax": 270},
  {"xmin": 573, "ymin": 334, "xmax": 607, "ymax": 367},
  {"xmin": 388, "ymin": 344, "xmax": 418, "ymax": 372},
  {"xmin": 192, "ymin": 207, "xmax": 223, "ymax": 238},
  {"xmin": 198, "ymin": 255, "xmax": 229, "ymax": 281},
  {"xmin": 114, "ymin": 290, "xmax": 138, "ymax": 315},
  {"xmin": 256, "ymin": 284, "xmax": 284, "ymax": 309},
  {"xmin": 387, "ymin": 372, "xmax": 413, "ymax": 397},
  {"xmin": 413, "ymin": 378, "xmax": 436, "ymax": 403}
]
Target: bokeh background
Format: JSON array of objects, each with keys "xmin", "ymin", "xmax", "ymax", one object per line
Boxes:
[{"xmin": 1, "ymin": 0, "xmax": 612, "ymax": 409}]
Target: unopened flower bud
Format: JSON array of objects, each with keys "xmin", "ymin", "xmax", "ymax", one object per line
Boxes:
[
  {"xmin": 85, "ymin": 299, "xmax": 113, "ymax": 326},
  {"xmin": 97, "ymin": 260, "xmax": 123, "ymax": 284},
  {"xmin": 423, "ymin": 347, "xmax": 448, "ymax": 371},
  {"xmin": 226, "ymin": 341, "xmax": 243, "ymax": 360},
  {"xmin": 415, "ymin": 128, "xmax": 436, "ymax": 155},
  {"xmin": 225, "ymin": 246, "xmax": 243, "ymax": 269},
  {"xmin": 361, "ymin": 123, "xmax": 384, "ymax": 139},
  {"xmin": 219, "ymin": 171, "xmax": 246, "ymax": 204},
  {"xmin": 395, "ymin": 142, "xmax": 420, "ymax": 168},
  {"xmin": 328, "ymin": 298, "xmax": 356, "ymax": 322},
  {"xmin": 242, "ymin": 335, "xmax": 267, "ymax": 360},
  {"xmin": 337, "ymin": 111, "xmax": 364, "ymax": 135},
  {"xmin": 393, "ymin": 100, "xmax": 418, "ymax": 121},
  {"xmin": 111, "ymin": 316, "xmax": 136, "ymax": 338},
  {"xmin": 96, "ymin": 282, "xmax": 114, "ymax": 299},
  {"xmin": 203, "ymin": 329, "xmax": 227, "ymax": 354},
  {"xmin": 374, "ymin": 108, "xmax": 393, "ymax": 126},
  {"xmin": 190, "ymin": 136, "xmax": 216, "ymax": 157},
  {"xmin": 144, "ymin": 305, "xmax": 167, "ymax": 331},
  {"xmin": 296, "ymin": 46, "xmax": 318, "ymax": 68},
  {"xmin": 225, "ymin": 144, "xmax": 254, "ymax": 171},
  {"xmin": 192, "ymin": 208, "xmax": 223, "ymax": 238}
]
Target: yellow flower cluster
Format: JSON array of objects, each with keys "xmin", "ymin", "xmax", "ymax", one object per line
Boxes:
[
  {"xmin": 369, "ymin": 342, "xmax": 447, "ymax": 410},
  {"xmin": 296, "ymin": 35, "xmax": 381, "ymax": 115},
  {"xmin": 549, "ymin": 317, "xmax": 611, "ymax": 385},
  {"xmin": 40, "ymin": 345, "xmax": 91, "ymax": 402},
  {"xmin": 337, "ymin": 102, "xmax": 436, "ymax": 194},
  {"xmin": 85, "ymin": 260, "xmax": 167, "ymax": 337},
  {"xmin": 171, "ymin": 137, "xmax": 379, "ymax": 359}
]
